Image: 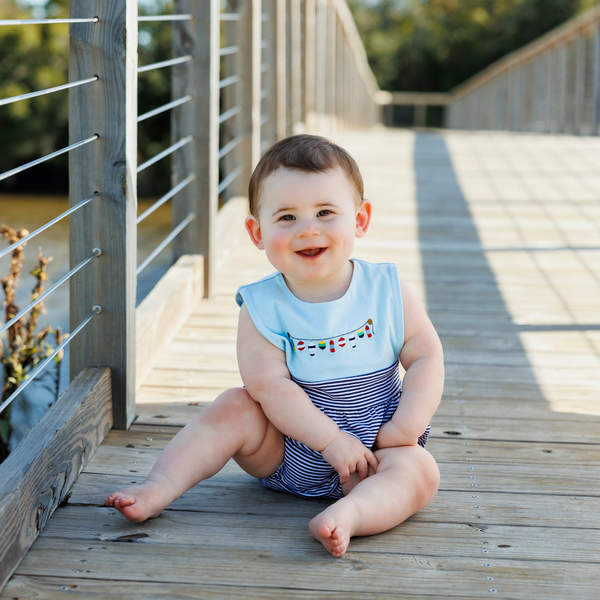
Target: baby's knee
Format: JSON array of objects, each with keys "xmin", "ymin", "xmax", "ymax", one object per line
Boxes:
[{"xmin": 212, "ymin": 387, "xmax": 262, "ymax": 420}]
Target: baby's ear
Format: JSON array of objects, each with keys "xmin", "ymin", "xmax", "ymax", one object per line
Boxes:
[
  {"xmin": 355, "ymin": 199, "xmax": 372, "ymax": 238},
  {"xmin": 245, "ymin": 214, "xmax": 264, "ymax": 250}
]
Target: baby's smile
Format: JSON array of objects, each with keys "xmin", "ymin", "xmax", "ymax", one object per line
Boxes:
[{"xmin": 296, "ymin": 247, "xmax": 326, "ymax": 258}]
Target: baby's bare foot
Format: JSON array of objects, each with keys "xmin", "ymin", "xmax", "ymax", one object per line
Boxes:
[
  {"xmin": 309, "ymin": 502, "xmax": 358, "ymax": 558},
  {"xmin": 105, "ymin": 481, "xmax": 171, "ymax": 523}
]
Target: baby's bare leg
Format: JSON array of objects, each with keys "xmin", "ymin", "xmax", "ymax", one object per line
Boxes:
[
  {"xmin": 105, "ymin": 387, "xmax": 284, "ymax": 522},
  {"xmin": 309, "ymin": 446, "xmax": 439, "ymax": 557}
]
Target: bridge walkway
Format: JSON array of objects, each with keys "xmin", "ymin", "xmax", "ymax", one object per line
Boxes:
[{"xmin": 3, "ymin": 129, "xmax": 600, "ymax": 599}]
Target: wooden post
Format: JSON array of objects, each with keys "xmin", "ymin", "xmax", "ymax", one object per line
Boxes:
[
  {"xmin": 69, "ymin": 0, "xmax": 137, "ymax": 429},
  {"xmin": 171, "ymin": 0, "xmax": 219, "ymax": 300},
  {"xmin": 593, "ymin": 24, "xmax": 600, "ymax": 135},
  {"xmin": 275, "ymin": 0, "xmax": 287, "ymax": 139},
  {"xmin": 222, "ymin": 0, "xmax": 245, "ymax": 198},
  {"xmin": 290, "ymin": 0, "xmax": 302, "ymax": 132},
  {"xmin": 303, "ymin": 0, "xmax": 316, "ymax": 128},
  {"xmin": 414, "ymin": 104, "xmax": 426, "ymax": 128},
  {"xmin": 241, "ymin": 0, "xmax": 262, "ymax": 186},
  {"xmin": 575, "ymin": 33, "xmax": 586, "ymax": 134},
  {"xmin": 327, "ymin": 0, "xmax": 336, "ymax": 129}
]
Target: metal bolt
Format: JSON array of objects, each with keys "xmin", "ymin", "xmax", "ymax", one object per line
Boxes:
[
  {"xmin": 474, "ymin": 506, "xmax": 481, "ymax": 508},
  {"xmin": 482, "ymin": 550, "xmax": 489, "ymax": 553},
  {"xmin": 470, "ymin": 476, "xmax": 477, "ymax": 479},
  {"xmin": 489, "ymin": 590, "xmax": 497, "ymax": 594},
  {"xmin": 476, "ymin": 515, "xmax": 483, "ymax": 519},
  {"xmin": 471, "ymin": 484, "xmax": 479, "ymax": 487},
  {"xmin": 146, "ymin": 437, "xmax": 153, "ymax": 441},
  {"xmin": 484, "ymin": 563, "xmax": 492, "ymax": 567},
  {"xmin": 472, "ymin": 495, "xmax": 480, "ymax": 498},
  {"xmin": 466, "ymin": 458, "xmax": 472, "ymax": 461},
  {"xmin": 487, "ymin": 577, "xmax": 494, "ymax": 581},
  {"xmin": 468, "ymin": 466, "xmax": 474, "ymax": 469}
]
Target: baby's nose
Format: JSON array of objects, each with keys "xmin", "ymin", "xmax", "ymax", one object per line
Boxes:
[{"xmin": 297, "ymin": 217, "xmax": 320, "ymax": 237}]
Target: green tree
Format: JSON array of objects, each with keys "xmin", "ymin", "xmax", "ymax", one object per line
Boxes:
[{"xmin": 348, "ymin": 0, "xmax": 600, "ymax": 92}]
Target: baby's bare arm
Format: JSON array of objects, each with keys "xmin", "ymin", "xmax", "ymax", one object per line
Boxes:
[
  {"xmin": 237, "ymin": 304, "xmax": 377, "ymax": 481},
  {"xmin": 376, "ymin": 279, "xmax": 444, "ymax": 448}
]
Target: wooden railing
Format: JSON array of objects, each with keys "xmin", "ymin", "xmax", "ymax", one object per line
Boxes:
[{"xmin": 446, "ymin": 6, "xmax": 600, "ymax": 134}]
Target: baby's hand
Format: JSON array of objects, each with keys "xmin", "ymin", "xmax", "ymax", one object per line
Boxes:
[
  {"xmin": 321, "ymin": 431, "xmax": 378, "ymax": 485},
  {"xmin": 375, "ymin": 420, "xmax": 419, "ymax": 449}
]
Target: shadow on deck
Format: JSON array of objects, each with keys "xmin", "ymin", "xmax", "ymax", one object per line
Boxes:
[{"xmin": 3, "ymin": 129, "xmax": 600, "ymax": 599}]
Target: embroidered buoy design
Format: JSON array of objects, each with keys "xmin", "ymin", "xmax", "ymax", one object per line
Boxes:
[{"xmin": 287, "ymin": 318, "xmax": 374, "ymax": 356}]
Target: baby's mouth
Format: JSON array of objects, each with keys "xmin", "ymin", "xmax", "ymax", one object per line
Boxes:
[{"xmin": 296, "ymin": 247, "xmax": 326, "ymax": 257}]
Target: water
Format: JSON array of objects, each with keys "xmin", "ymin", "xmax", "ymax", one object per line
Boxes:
[{"xmin": 0, "ymin": 194, "xmax": 174, "ymax": 450}]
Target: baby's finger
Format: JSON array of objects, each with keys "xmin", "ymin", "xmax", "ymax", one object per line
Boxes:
[
  {"xmin": 338, "ymin": 466, "xmax": 350, "ymax": 485},
  {"xmin": 366, "ymin": 449, "xmax": 379, "ymax": 473},
  {"xmin": 357, "ymin": 457, "xmax": 369, "ymax": 481}
]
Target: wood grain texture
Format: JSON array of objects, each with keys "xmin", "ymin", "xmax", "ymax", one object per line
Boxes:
[
  {"xmin": 69, "ymin": 0, "xmax": 137, "ymax": 429},
  {"xmin": 136, "ymin": 255, "xmax": 204, "ymax": 389},
  {"xmin": 0, "ymin": 368, "xmax": 112, "ymax": 590}
]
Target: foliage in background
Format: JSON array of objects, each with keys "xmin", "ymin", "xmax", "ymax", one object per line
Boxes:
[
  {"xmin": 0, "ymin": 0, "xmax": 173, "ymax": 196},
  {"xmin": 348, "ymin": 0, "xmax": 600, "ymax": 92},
  {"xmin": 0, "ymin": 225, "xmax": 63, "ymax": 462}
]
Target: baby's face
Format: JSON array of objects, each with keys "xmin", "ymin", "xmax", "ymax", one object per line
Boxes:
[{"xmin": 245, "ymin": 167, "xmax": 371, "ymax": 290}]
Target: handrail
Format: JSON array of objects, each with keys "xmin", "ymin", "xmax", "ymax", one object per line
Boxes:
[
  {"xmin": 0, "ymin": 193, "xmax": 98, "ymax": 261},
  {"xmin": 0, "ymin": 248, "xmax": 101, "ymax": 335},
  {"xmin": 138, "ymin": 55, "xmax": 193, "ymax": 74},
  {"xmin": 0, "ymin": 306, "xmax": 101, "ymax": 415},
  {"xmin": 0, "ymin": 77, "xmax": 98, "ymax": 107},
  {"xmin": 136, "ymin": 213, "xmax": 195, "ymax": 275},
  {"xmin": 137, "ymin": 95, "xmax": 193, "ymax": 122},
  {"xmin": 136, "ymin": 136, "xmax": 194, "ymax": 173},
  {"xmin": 138, "ymin": 15, "xmax": 193, "ymax": 22},
  {"xmin": 217, "ymin": 165, "xmax": 242, "ymax": 195},
  {"xmin": 451, "ymin": 6, "xmax": 600, "ymax": 101},
  {"xmin": 445, "ymin": 4, "xmax": 600, "ymax": 133},
  {"xmin": 0, "ymin": 135, "xmax": 98, "ymax": 182},
  {"xmin": 0, "ymin": 17, "xmax": 98, "ymax": 25},
  {"xmin": 218, "ymin": 105, "xmax": 241, "ymax": 124},
  {"xmin": 136, "ymin": 174, "xmax": 196, "ymax": 224}
]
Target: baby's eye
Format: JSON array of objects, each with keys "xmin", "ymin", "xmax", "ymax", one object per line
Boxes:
[
  {"xmin": 317, "ymin": 210, "xmax": 332, "ymax": 217},
  {"xmin": 279, "ymin": 214, "xmax": 295, "ymax": 221}
]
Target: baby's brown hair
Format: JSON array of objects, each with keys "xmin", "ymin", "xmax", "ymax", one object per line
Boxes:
[{"xmin": 248, "ymin": 134, "xmax": 364, "ymax": 218}]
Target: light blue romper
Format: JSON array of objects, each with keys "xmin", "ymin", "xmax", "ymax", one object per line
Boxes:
[{"xmin": 235, "ymin": 258, "xmax": 430, "ymax": 499}]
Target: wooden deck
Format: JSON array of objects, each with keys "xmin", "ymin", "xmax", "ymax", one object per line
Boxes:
[{"xmin": 4, "ymin": 129, "xmax": 600, "ymax": 599}]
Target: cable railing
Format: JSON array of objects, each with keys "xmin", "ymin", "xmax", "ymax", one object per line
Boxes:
[{"xmin": 1, "ymin": 0, "xmax": 383, "ymax": 435}]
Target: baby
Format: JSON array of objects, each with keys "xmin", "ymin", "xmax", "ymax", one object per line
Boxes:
[{"xmin": 106, "ymin": 134, "xmax": 444, "ymax": 558}]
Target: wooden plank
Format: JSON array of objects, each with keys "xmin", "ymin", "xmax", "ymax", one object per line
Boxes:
[
  {"xmin": 1, "ymin": 576, "xmax": 416, "ymax": 600},
  {"xmin": 40, "ymin": 505, "xmax": 600, "ymax": 563},
  {"xmin": 69, "ymin": 472, "xmax": 600, "ymax": 528},
  {"xmin": 135, "ymin": 255, "xmax": 203, "ymax": 389},
  {"xmin": 13, "ymin": 538, "xmax": 600, "ymax": 599},
  {"xmin": 0, "ymin": 368, "xmax": 112, "ymax": 590},
  {"xmin": 69, "ymin": 0, "xmax": 137, "ymax": 429},
  {"xmin": 82, "ymin": 445, "xmax": 600, "ymax": 497}
]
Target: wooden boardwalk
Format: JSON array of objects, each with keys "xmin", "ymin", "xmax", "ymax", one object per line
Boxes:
[{"xmin": 3, "ymin": 129, "xmax": 600, "ymax": 599}]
